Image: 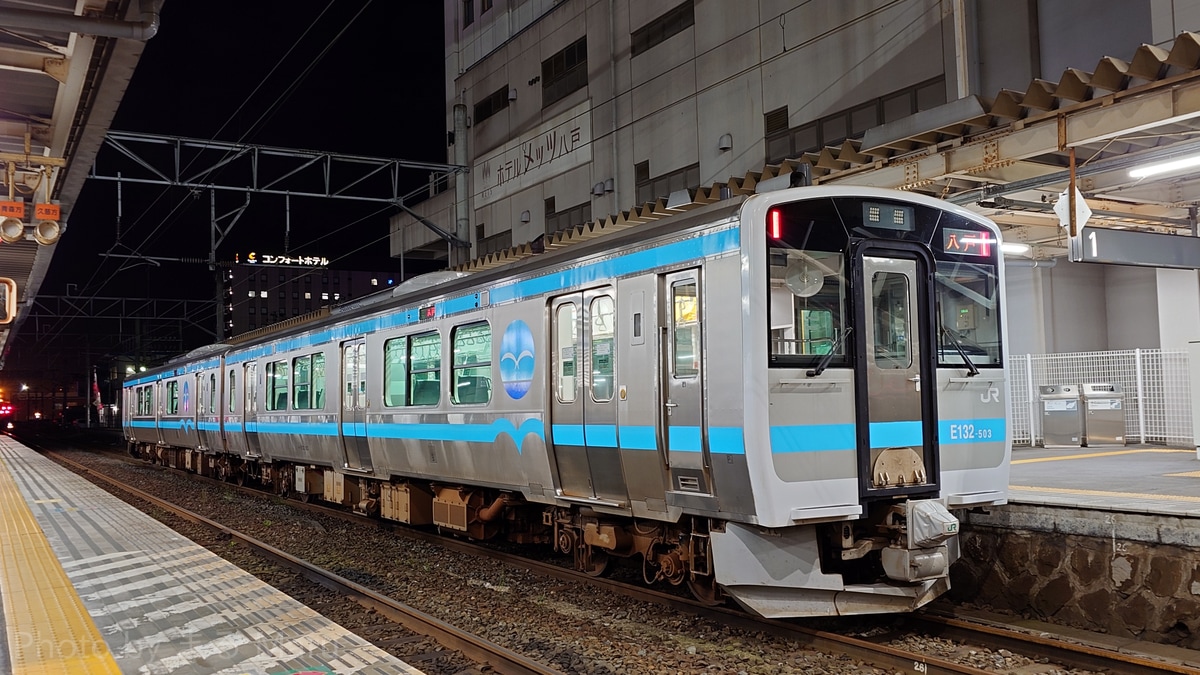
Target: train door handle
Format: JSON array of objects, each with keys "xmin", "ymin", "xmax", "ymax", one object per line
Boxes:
[
  {"xmin": 907, "ymin": 376, "xmax": 920, "ymax": 382},
  {"xmin": 664, "ymin": 400, "xmax": 678, "ymax": 416}
]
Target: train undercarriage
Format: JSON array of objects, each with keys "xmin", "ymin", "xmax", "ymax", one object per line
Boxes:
[{"xmin": 130, "ymin": 442, "xmax": 726, "ymax": 605}]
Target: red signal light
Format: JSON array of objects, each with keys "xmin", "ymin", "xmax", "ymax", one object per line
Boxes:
[{"xmin": 769, "ymin": 209, "xmax": 782, "ymax": 239}]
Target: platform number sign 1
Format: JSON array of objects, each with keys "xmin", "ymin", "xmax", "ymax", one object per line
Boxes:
[{"xmin": 0, "ymin": 277, "xmax": 15, "ymax": 324}]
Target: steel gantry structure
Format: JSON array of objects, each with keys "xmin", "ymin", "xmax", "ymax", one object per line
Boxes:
[{"xmin": 85, "ymin": 130, "xmax": 468, "ymax": 339}]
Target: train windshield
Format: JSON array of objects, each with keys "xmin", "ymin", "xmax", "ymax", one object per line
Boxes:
[{"xmin": 766, "ymin": 195, "xmax": 1003, "ymax": 368}]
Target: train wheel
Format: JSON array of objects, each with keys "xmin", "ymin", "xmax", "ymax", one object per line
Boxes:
[
  {"xmin": 582, "ymin": 549, "xmax": 610, "ymax": 577},
  {"xmin": 687, "ymin": 574, "xmax": 723, "ymax": 606}
]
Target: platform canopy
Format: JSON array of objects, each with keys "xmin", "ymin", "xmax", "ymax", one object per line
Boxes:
[{"xmin": 0, "ymin": 0, "xmax": 158, "ymax": 368}]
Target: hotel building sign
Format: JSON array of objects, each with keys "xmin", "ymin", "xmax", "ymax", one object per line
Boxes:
[{"xmin": 472, "ymin": 101, "xmax": 592, "ymax": 207}]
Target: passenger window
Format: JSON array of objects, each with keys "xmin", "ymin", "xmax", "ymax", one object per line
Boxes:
[
  {"xmin": 872, "ymin": 271, "xmax": 911, "ymax": 367},
  {"xmin": 312, "ymin": 353, "xmax": 325, "ymax": 409},
  {"xmin": 166, "ymin": 381, "xmax": 179, "ymax": 415},
  {"xmin": 384, "ymin": 337, "xmax": 408, "ymax": 407},
  {"xmin": 293, "ymin": 355, "xmax": 311, "ymax": 410},
  {"xmin": 409, "ymin": 332, "xmax": 441, "ymax": 405},
  {"xmin": 452, "ymin": 322, "xmax": 492, "ymax": 404},
  {"xmin": 590, "ymin": 296, "xmax": 615, "ymax": 402},
  {"xmin": 266, "ymin": 360, "xmax": 289, "ymax": 411},
  {"xmin": 228, "ymin": 370, "xmax": 236, "ymax": 413},
  {"xmin": 672, "ymin": 281, "xmax": 699, "ymax": 377},
  {"xmin": 208, "ymin": 374, "xmax": 217, "ymax": 414},
  {"xmin": 555, "ymin": 304, "xmax": 577, "ymax": 403}
]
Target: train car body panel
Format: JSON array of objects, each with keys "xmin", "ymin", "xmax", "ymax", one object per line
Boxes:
[{"xmin": 124, "ymin": 186, "xmax": 1010, "ymax": 619}]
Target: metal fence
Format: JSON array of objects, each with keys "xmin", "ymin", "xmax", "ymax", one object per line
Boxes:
[{"xmin": 1009, "ymin": 349, "xmax": 1192, "ymax": 447}]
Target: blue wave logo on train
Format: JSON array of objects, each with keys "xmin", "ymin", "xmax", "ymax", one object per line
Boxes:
[{"xmin": 499, "ymin": 319, "xmax": 535, "ymax": 399}]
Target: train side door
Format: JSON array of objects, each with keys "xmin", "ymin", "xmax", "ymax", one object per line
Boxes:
[
  {"xmin": 340, "ymin": 339, "xmax": 372, "ymax": 471},
  {"xmin": 548, "ymin": 290, "xmax": 628, "ymax": 503},
  {"xmin": 243, "ymin": 362, "xmax": 262, "ymax": 457},
  {"xmin": 660, "ymin": 269, "xmax": 713, "ymax": 496},
  {"xmin": 153, "ymin": 381, "xmax": 164, "ymax": 446},
  {"xmin": 855, "ymin": 247, "xmax": 939, "ymax": 497}
]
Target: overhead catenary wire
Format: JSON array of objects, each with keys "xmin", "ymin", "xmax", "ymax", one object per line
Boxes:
[{"xmin": 35, "ymin": 1, "xmax": 371, "ymax": 356}]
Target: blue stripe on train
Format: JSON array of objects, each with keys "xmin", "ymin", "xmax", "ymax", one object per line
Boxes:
[
  {"xmin": 214, "ymin": 226, "xmax": 742, "ymax": 365},
  {"xmin": 769, "ymin": 418, "xmax": 1008, "ymax": 452},
  {"xmin": 126, "ymin": 417, "xmax": 1005, "ymax": 453}
]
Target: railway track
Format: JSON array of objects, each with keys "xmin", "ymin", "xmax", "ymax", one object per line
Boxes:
[{"xmin": 44, "ymin": 443, "xmax": 1197, "ymax": 675}]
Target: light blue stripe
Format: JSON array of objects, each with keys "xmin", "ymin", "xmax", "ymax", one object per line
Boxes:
[
  {"xmin": 130, "ymin": 419, "xmax": 156, "ymax": 429},
  {"xmin": 198, "ymin": 421, "xmax": 220, "ymax": 432},
  {"xmin": 369, "ymin": 418, "xmax": 545, "ymax": 447},
  {"xmin": 870, "ymin": 420, "xmax": 923, "ymax": 448},
  {"xmin": 709, "ymin": 426, "xmax": 745, "ymax": 455},
  {"xmin": 255, "ymin": 422, "xmax": 340, "ymax": 436},
  {"xmin": 940, "ymin": 417, "xmax": 1007, "ymax": 444},
  {"xmin": 441, "ymin": 294, "xmax": 480, "ymax": 315},
  {"xmin": 134, "ymin": 227, "xmax": 738, "ymax": 376},
  {"xmin": 619, "ymin": 425, "xmax": 657, "ymax": 450},
  {"xmin": 552, "ymin": 424, "xmax": 584, "ymax": 446},
  {"xmin": 584, "ymin": 424, "xmax": 618, "ymax": 448},
  {"xmin": 771, "ymin": 419, "xmax": 1008, "ymax": 452},
  {"xmin": 771, "ymin": 424, "xmax": 857, "ymax": 453},
  {"xmin": 668, "ymin": 425, "xmax": 703, "ymax": 452},
  {"xmin": 491, "ymin": 228, "xmax": 738, "ymax": 305}
]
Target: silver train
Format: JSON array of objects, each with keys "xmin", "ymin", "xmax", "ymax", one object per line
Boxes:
[{"xmin": 124, "ymin": 186, "xmax": 1011, "ymax": 617}]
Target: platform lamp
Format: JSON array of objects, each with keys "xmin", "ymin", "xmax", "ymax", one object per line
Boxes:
[
  {"xmin": 32, "ymin": 219, "xmax": 61, "ymax": 245},
  {"xmin": 0, "ymin": 217, "xmax": 23, "ymax": 243}
]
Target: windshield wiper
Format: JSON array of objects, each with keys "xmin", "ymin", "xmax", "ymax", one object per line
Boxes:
[
  {"xmin": 940, "ymin": 325, "xmax": 980, "ymax": 377},
  {"xmin": 806, "ymin": 327, "xmax": 851, "ymax": 378}
]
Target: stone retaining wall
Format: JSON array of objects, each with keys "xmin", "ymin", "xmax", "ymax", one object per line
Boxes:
[{"xmin": 951, "ymin": 504, "xmax": 1200, "ymax": 648}]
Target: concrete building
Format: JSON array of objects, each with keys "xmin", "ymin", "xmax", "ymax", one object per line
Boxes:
[
  {"xmin": 391, "ymin": 0, "xmax": 1200, "ymax": 355},
  {"xmin": 228, "ymin": 262, "xmax": 398, "ymax": 336}
]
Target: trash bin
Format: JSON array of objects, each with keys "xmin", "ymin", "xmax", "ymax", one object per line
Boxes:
[
  {"xmin": 1040, "ymin": 384, "xmax": 1082, "ymax": 447},
  {"xmin": 1081, "ymin": 383, "xmax": 1125, "ymax": 446}
]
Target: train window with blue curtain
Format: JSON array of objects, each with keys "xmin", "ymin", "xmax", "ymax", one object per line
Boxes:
[
  {"xmin": 590, "ymin": 296, "xmax": 615, "ymax": 401},
  {"xmin": 266, "ymin": 360, "xmax": 289, "ymax": 411},
  {"xmin": 555, "ymin": 304, "xmax": 578, "ymax": 403},
  {"xmin": 409, "ymin": 332, "xmax": 441, "ymax": 405},
  {"xmin": 384, "ymin": 337, "xmax": 408, "ymax": 407},
  {"xmin": 452, "ymin": 322, "xmax": 491, "ymax": 405},
  {"xmin": 166, "ymin": 381, "xmax": 179, "ymax": 415}
]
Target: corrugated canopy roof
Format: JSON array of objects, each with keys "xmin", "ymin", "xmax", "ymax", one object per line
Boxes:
[
  {"xmin": 0, "ymin": 0, "xmax": 156, "ymax": 368},
  {"xmin": 459, "ymin": 30, "xmax": 1200, "ymax": 271}
]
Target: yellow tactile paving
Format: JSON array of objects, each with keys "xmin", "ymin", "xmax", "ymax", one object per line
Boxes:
[
  {"xmin": 0, "ymin": 455, "xmax": 120, "ymax": 674},
  {"xmin": 1010, "ymin": 484, "xmax": 1200, "ymax": 503},
  {"xmin": 1011, "ymin": 448, "xmax": 1193, "ymax": 464}
]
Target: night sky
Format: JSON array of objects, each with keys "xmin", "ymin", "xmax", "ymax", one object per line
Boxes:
[{"xmin": 14, "ymin": 1, "xmax": 447, "ymax": 377}]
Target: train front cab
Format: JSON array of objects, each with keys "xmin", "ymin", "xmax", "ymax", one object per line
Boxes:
[{"xmin": 709, "ymin": 187, "xmax": 1011, "ymax": 617}]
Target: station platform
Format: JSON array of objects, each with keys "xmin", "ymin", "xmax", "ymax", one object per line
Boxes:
[
  {"xmin": 0, "ymin": 437, "xmax": 421, "ymax": 675},
  {"xmin": 1008, "ymin": 444, "xmax": 1200, "ymax": 517}
]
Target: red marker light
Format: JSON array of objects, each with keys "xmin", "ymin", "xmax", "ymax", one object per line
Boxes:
[{"xmin": 770, "ymin": 209, "xmax": 782, "ymax": 239}]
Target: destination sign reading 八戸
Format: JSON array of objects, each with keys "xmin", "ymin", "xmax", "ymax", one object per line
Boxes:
[
  {"xmin": 942, "ymin": 227, "xmax": 994, "ymax": 257},
  {"xmin": 1069, "ymin": 226, "xmax": 1200, "ymax": 269}
]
